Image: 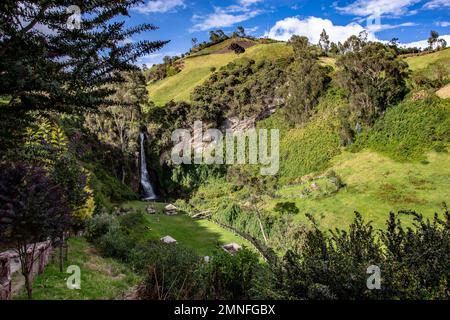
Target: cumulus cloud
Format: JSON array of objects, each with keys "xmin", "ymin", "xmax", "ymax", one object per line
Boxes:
[
  {"xmin": 135, "ymin": 0, "xmax": 186, "ymax": 14},
  {"xmin": 400, "ymin": 34, "xmax": 450, "ymax": 48},
  {"xmin": 335, "ymin": 0, "xmax": 421, "ymax": 17},
  {"xmin": 264, "ymin": 16, "xmax": 378, "ymax": 43},
  {"xmin": 190, "ymin": 0, "xmax": 263, "ymax": 32}
]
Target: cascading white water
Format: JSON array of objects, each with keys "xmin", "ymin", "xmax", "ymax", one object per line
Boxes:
[{"xmin": 139, "ymin": 132, "xmax": 157, "ymax": 200}]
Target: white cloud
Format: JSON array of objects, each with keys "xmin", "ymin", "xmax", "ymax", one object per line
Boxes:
[
  {"xmin": 335, "ymin": 0, "xmax": 421, "ymax": 17},
  {"xmin": 191, "ymin": 9, "xmax": 260, "ymax": 31},
  {"xmin": 190, "ymin": 0, "xmax": 263, "ymax": 32},
  {"xmin": 400, "ymin": 34, "xmax": 450, "ymax": 48},
  {"xmin": 239, "ymin": 0, "xmax": 263, "ymax": 5},
  {"xmin": 436, "ymin": 21, "xmax": 450, "ymax": 27},
  {"xmin": 246, "ymin": 26, "xmax": 259, "ymax": 35},
  {"xmin": 423, "ymin": 0, "xmax": 450, "ymax": 9},
  {"xmin": 135, "ymin": 0, "xmax": 186, "ymax": 14},
  {"xmin": 367, "ymin": 22, "xmax": 416, "ymax": 32},
  {"xmin": 264, "ymin": 16, "xmax": 378, "ymax": 43},
  {"xmin": 137, "ymin": 51, "xmax": 182, "ymax": 67}
]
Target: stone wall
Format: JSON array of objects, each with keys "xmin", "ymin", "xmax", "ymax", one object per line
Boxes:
[
  {"xmin": 0, "ymin": 241, "xmax": 52, "ymax": 300},
  {"xmin": 0, "ymin": 253, "xmax": 12, "ymax": 300}
]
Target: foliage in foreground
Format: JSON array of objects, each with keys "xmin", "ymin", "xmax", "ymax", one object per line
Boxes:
[
  {"xmin": 0, "ymin": 163, "xmax": 72, "ymax": 299},
  {"xmin": 276, "ymin": 209, "xmax": 449, "ymax": 300},
  {"xmin": 86, "ymin": 206, "xmax": 449, "ymax": 300}
]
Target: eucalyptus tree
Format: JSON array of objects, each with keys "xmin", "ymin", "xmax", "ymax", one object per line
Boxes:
[{"xmin": 336, "ymin": 41, "xmax": 408, "ymax": 124}]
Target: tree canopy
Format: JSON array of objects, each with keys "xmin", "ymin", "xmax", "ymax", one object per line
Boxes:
[{"xmin": 0, "ymin": 0, "xmax": 168, "ymax": 113}]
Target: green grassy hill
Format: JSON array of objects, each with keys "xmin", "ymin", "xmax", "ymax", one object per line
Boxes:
[
  {"xmin": 147, "ymin": 41, "xmax": 450, "ymax": 233},
  {"xmin": 404, "ymin": 48, "xmax": 450, "ymax": 71},
  {"xmin": 148, "ymin": 41, "xmax": 293, "ymax": 106},
  {"xmin": 266, "ymin": 97, "xmax": 449, "ymax": 229},
  {"xmin": 269, "ymin": 150, "xmax": 450, "ymax": 230}
]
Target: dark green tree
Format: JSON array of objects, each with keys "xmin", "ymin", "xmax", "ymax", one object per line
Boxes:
[
  {"xmin": 284, "ymin": 36, "xmax": 329, "ymax": 125},
  {"xmin": 274, "ymin": 202, "xmax": 299, "ymax": 216},
  {"xmin": 336, "ymin": 41, "xmax": 408, "ymax": 124},
  {"xmin": 85, "ymin": 71, "xmax": 146, "ymax": 183}
]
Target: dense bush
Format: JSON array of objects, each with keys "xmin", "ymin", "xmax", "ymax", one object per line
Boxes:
[
  {"xmin": 277, "ymin": 209, "xmax": 449, "ymax": 300},
  {"xmin": 201, "ymin": 249, "xmax": 261, "ymax": 300},
  {"xmin": 353, "ymin": 98, "xmax": 450, "ymax": 160},
  {"xmin": 134, "ymin": 241, "xmax": 204, "ymax": 299},
  {"xmin": 118, "ymin": 211, "xmax": 150, "ymax": 243},
  {"xmin": 87, "ymin": 212, "xmax": 149, "ymax": 262},
  {"xmin": 96, "ymin": 228, "xmax": 136, "ymax": 262},
  {"xmin": 279, "ymin": 115, "xmax": 341, "ymax": 182},
  {"xmin": 86, "ymin": 163, "xmax": 137, "ymax": 212},
  {"xmin": 337, "ymin": 41, "xmax": 408, "ymax": 124},
  {"xmin": 191, "ymin": 57, "xmax": 288, "ymax": 119},
  {"xmin": 85, "ymin": 212, "xmax": 119, "ymax": 242}
]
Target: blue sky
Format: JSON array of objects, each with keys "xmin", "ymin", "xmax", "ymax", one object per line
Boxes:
[{"xmin": 125, "ymin": 0, "xmax": 450, "ymax": 66}]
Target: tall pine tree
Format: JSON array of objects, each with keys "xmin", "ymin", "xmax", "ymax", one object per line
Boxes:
[{"xmin": 0, "ymin": 1, "xmax": 168, "ymax": 112}]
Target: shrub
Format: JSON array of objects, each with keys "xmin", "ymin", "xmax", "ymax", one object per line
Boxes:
[
  {"xmin": 280, "ymin": 116, "xmax": 341, "ymax": 182},
  {"xmin": 118, "ymin": 211, "xmax": 149, "ymax": 243},
  {"xmin": 96, "ymin": 228, "xmax": 135, "ymax": 262},
  {"xmin": 277, "ymin": 208, "xmax": 450, "ymax": 300},
  {"xmin": 274, "ymin": 202, "xmax": 299, "ymax": 216},
  {"xmin": 85, "ymin": 212, "xmax": 119, "ymax": 242},
  {"xmin": 201, "ymin": 248, "xmax": 260, "ymax": 300},
  {"xmin": 353, "ymin": 98, "xmax": 450, "ymax": 160},
  {"xmin": 135, "ymin": 241, "xmax": 204, "ymax": 299},
  {"xmin": 229, "ymin": 43, "xmax": 245, "ymax": 55}
]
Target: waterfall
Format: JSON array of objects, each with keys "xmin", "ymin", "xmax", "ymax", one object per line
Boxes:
[{"xmin": 139, "ymin": 132, "xmax": 157, "ymax": 200}]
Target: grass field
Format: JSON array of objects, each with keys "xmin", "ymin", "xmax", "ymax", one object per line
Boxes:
[
  {"xmin": 148, "ymin": 42, "xmax": 293, "ymax": 106},
  {"xmin": 15, "ymin": 237, "xmax": 140, "ymax": 300},
  {"xmin": 268, "ymin": 150, "xmax": 450, "ymax": 230},
  {"xmin": 122, "ymin": 201, "xmax": 255, "ymax": 256},
  {"xmin": 404, "ymin": 48, "xmax": 450, "ymax": 71}
]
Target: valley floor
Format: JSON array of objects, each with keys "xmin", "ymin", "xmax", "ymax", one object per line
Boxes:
[{"xmin": 122, "ymin": 201, "xmax": 256, "ymax": 256}]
